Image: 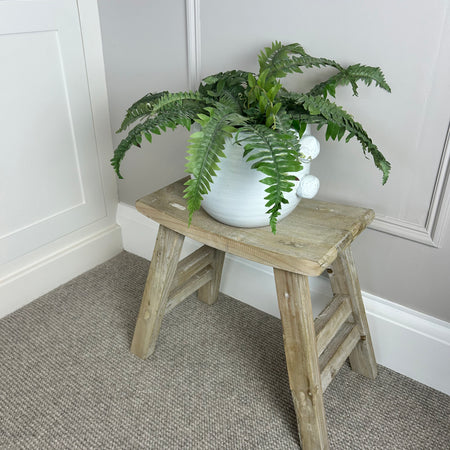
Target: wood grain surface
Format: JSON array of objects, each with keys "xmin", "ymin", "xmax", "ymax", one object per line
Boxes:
[{"xmin": 136, "ymin": 178, "xmax": 374, "ymax": 276}]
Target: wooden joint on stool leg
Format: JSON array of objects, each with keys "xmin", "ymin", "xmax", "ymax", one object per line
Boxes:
[
  {"xmin": 314, "ymin": 294, "xmax": 353, "ymax": 356},
  {"xmin": 319, "ymin": 322, "xmax": 360, "ymax": 391},
  {"xmin": 329, "ymin": 246, "xmax": 378, "ymax": 380},
  {"xmin": 164, "ymin": 245, "xmax": 216, "ymax": 313},
  {"xmin": 171, "ymin": 246, "xmax": 214, "ymax": 289},
  {"xmin": 197, "ymin": 248, "xmax": 225, "ymax": 306},
  {"xmin": 165, "ymin": 266, "xmax": 213, "ymax": 314}
]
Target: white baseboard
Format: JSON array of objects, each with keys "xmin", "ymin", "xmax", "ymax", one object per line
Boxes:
[
  {"xmin": 0, "ymin": 224, "xmax": 123, "ymax": 319},
  {"xmin": 117, "ymin": 202, "xmax": 450, "ymax": 396}
]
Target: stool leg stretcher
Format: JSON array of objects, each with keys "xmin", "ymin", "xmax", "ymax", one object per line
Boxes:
[{"xmin": 329, "ymin": 247, "xmax": 378, "ymax": 379}]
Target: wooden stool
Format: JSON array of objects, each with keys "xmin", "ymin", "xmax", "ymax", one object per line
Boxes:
[{"xmin": 130, "ymin": 178, "xmax": 377, "ymax": 449}]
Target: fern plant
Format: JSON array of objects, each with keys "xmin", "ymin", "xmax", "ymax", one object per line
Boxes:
[{"xmin": 112, "ymin": 41, "xmax": 391, "ymax": 233}]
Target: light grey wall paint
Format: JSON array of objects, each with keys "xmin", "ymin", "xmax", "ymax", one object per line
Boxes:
[
  {"xmin": 98, "ymin": 0, "xmax": 450, "ymax": 321},
  {"xmin": 352, "ymin": 225, "xmax": 450, "ymax": 321},
  {"xmin": 98, "ymin": 0, "xmax": 190, "ymax": 205}
]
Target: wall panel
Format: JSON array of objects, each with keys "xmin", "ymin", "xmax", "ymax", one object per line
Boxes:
[
  {"xmin": 0, "ymin": 0, "xmax": 121, "ymax": 316},
  {"xmin": 0, "ymin": 0, "xmax": 107, "ymax": 264}
]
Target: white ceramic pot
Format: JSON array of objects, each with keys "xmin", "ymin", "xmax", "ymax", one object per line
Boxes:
[{"xmin": 201, "ymin": 127, "xmax": 320, "ymax": 228}]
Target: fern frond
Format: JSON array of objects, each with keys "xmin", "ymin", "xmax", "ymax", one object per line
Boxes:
[
  {"xmin": 308, "ymin": 64, "xmax": 391, "ymax": 98},
  {"xmin": 236, "ymin": 126, "xmax": 302, "ymax": 233},
  {"xmin": 290, "ymin": 54, "xmax": 344, "ymax": 73},
  {"xmin": 200, "ymin": 70, "xmax": 251, "ymax": 90},
  {"xmin": 152, "ymin": 91, "xmax": 208, "ymax": 114},
  {"xmin": 117, "ymin": 91, "xmax": 168, "ymax": 132},
  {"xmin": 117, "ymin": 91, "xmax": 208, "ymax": 135},
  {"xmin": 111, "ymin": 100, "xmax": 206, "ymax": 178},
  {"xmin": 199, "ymin": 70, "xmax": 250, "ymax": 113},
  {"xmin": 184, "ymin": 103, "xmax": 248, "ymax": 223},
  {"xmin": 345, "ymin": 64, "xmax": 391, "ymax": 91},
  {"xmin": 258, "ymin": 41, "xmax": 306, "ymax": 78},
  {"xmin": 280, "ymin": 92, "xmax": 391, "ymax": 183},
  {"xmin": 258, "ymin": 41, "xmax": 344, "ymax": 82}
]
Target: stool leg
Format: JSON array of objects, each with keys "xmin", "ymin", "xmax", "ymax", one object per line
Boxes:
[
  {"xmin": 274, "ymin": 268, "xmax": 329, "ymax": 450},
  {"xmin": 130, "ymin": 225, "xmax": 184, "ymax": 359},
  {"xmin": 197, "ymin": 248, "xmax": 225, "ymax": 305},
  {"xmin": 329, "ymin": 246, "xmax": 377, "ymax": 379}
]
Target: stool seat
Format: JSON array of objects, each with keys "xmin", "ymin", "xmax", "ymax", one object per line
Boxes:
[
  {"xmin": 136, "ymin": 177, "xmax": 375, "ymax": 276},
  {"xmin": 131, "ymin": 177, "xmax": 378, "ymax": 450}
]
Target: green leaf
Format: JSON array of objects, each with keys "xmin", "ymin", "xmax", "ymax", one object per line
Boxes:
[
  {"xmin": 248, "ymin": 73, "xmax": 256, "ymax": 88},
  {"xmin": 299, "ymin": 122, "xmax": 307, "ymax": 138},
  {"xmin": 325, "ymin": 122, "xmax": 340, "ymax": 140},
  {"xmin": 184, "ymin": 102, "xmax": 248, "ymax": 224},
  {"xmin": 278, "ymin": 91, "xmax": 391, "ymax": 183},
  {"xmin": 111, "ymin": 91, "xmax": 208, "ymax": 178},
  {"xmin": 237, "ymin": 125, "xmax": 301, "ymax": 233},
  {"xmin": 116, "ymin": 91, "xmax": 169, "ymax": 133},
  {"xmin": 308, "ymin": 63, "xmax": 391, "ymax": 98},
  {"xmin": 217, "ymin": 79, "xmax": 225, "ymax": 93}
]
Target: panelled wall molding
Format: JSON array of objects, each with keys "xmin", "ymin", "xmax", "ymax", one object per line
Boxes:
[
  {"xmin": 185, "ymin": 0, "xmax": 201, "ymax": 90},
  {"xmin": 369, "ymin": 214, "xmax": 439, "ymax": 247},
  {"xmin": 184, "ymin": 1, "xmax": 450, "ymax": 247},
  {"xmin": 370, "ymin": 3, "xmax": 450, "ymax": 247},
  {"xmin": 425, "ymin": 122, "xmax": 450, "ymax": 247},
  {"xmin": 370, "ymin": 119, "xmax": 449, "ymax": 247}
]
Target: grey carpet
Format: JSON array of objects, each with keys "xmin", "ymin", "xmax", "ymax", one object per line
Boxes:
[{"xmin": 1, "ymin": 252, "xmax": 449, "ymax": 450}]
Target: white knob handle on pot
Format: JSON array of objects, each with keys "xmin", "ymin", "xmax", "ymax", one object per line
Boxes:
[
  {"xmin": 297, "ymin": 174, "xmax": 320, "ymax": 199},
  {"xmin": 299, "ymin": 135, "xmax": 320, "ymax": 161}
]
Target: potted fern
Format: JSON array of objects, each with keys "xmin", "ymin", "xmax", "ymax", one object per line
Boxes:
[{"xmin": 111, "ymin": 41, "xmax": 391, "ymax": 233}]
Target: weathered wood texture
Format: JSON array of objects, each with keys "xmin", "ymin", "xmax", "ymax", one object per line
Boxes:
[
  {"xmin": 136, "ymin": 177, "xmax": 375, "ymax": 276},
  {"xmin": 329, "ymin": 247, "xmax": 378, "ymax": 379},
  {"xmin": 274, "ymin": 268, "xmax": 329, "ymax": 450},
  {"xmin": 170, "ymin": 245, "xmax": 215, "ymax": 292},
  {"xmin": 165, "ymin": 266, "xmax": 213, "ymax": 314},
  {"xmin": 130, "ymin": 226, "xmax": 185, "ymax": 359},
  {"xmin": 319, "ymin": 322, "xmax": 360, "ymax": 391},
  {"xmin": 165, "ymin": 245, "xmax": 217, "ymax": 313},
  {"xmin": 314, "ymin": 294, "xmax": 353, "ymax": 356},
  {"xmin": 197, "ymin": 248, "xmax": 225, "ymax": 305}
]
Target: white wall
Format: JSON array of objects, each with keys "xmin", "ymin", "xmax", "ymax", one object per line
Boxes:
[{"xmin": 98, "ymin": 0, "xmax": 450, "ymax": 322}]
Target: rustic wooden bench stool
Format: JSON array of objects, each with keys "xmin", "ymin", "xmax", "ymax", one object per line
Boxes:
[{"xmin": 130, "ymin": 177, "xmax": 377, "ymax": 449}]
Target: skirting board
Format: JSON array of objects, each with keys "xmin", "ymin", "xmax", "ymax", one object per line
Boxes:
[
  {"xmin": 0, "ymin": 224, "xmax": 123, "ymax": 320},
  {"xmin": 117, "ymin": 202, "xmax": 450, "ymax": 396}
]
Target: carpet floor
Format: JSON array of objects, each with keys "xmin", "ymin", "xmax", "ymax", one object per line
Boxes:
[{"xmin": 1, "ymin": 251, "xmax": 449, "ymax": 449}]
